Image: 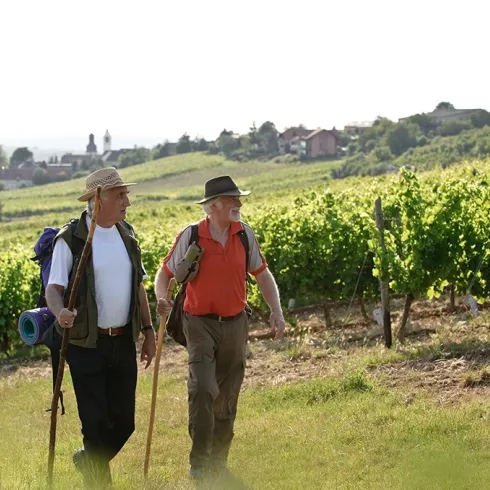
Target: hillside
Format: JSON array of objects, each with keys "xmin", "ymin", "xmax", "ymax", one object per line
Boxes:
[{"xmin": 4, "ymin": 153, "xmax": 490, "ymax": 488}]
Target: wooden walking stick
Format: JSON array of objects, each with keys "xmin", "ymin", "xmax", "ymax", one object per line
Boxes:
[
  {"xmin": 144, "ymin": 277, "xmax": 177, "ymax": 478},
  {"xmin": 47, "ymin": 186, "xmax": 102, "ymax": 486}
]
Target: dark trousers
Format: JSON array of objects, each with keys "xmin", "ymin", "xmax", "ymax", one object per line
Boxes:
[
  {"xmin": 67, "ymin": 334, "xmax": 137, "ymax": 485},
  {"xmin": 184, "ymin": 311, "xmax": 248, "ymax": 469}
]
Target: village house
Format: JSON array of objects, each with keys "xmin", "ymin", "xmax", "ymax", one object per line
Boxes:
[
  {"xmin": 343, "ymin": 122, "xmax": 373, "ymax": 137},
  {"xmin": 399, "ymin": 106, "xmax": 481, "ymax": 125},
  {"xmin": 0, "ymin": 164, "xmax": 72, "ymax": 189},
  {"xmin": 278, "ymin": 127, "xmax": 339, "ymax": 158}
]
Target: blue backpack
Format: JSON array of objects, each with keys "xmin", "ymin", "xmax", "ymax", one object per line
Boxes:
[{"xmin": 30, "ymin": 219, "xmax": 80, "ymax": 415}]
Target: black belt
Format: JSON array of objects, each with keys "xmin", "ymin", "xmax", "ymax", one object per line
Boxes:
[{"xmin": 201, "ymin": 311, "xmax": 243, "ymax": 322}]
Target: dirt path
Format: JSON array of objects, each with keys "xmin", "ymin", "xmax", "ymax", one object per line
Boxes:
[{"xmin": 3, "ymin": 297, "xmax": 490, "ymax": 405}]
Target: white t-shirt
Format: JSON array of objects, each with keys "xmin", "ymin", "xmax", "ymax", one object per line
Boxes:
[{"xmin": 48, "ymin": 218, "xmax": 144, "ymax": 328}]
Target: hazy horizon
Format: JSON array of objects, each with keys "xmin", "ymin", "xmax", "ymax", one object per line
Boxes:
[{"xmin": 2, "ymin": 0, "xmax": 489, "ymax": 157}]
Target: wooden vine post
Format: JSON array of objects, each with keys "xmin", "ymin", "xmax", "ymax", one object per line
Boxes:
[{"xmin": 374, "ymin": 197, "xmax": 392, "ymax": 348}]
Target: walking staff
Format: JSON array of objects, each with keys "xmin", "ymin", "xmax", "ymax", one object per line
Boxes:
[{"xmin": 144, "ymin": 277, "xmax": 177, "ymax": 477}]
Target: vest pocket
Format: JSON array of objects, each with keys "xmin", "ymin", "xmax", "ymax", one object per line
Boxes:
[{"xmin": 69, "ymin": 305, "xmax": 89, "ymax": 339}]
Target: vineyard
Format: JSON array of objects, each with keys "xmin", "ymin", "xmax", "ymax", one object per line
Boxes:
[{"xmin": 2, "ymin": 153, "xmax": 490, "ymax": 354}]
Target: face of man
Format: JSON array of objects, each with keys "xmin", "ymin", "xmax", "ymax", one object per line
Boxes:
[
  {"xmin": 99, "ymin": 187, "xmax": 131, "ymax": 224},
  {"xmin": 215, "ymin": 196, "xmax": 242, "ymax": 223}
]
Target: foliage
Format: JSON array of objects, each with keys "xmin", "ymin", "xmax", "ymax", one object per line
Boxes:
[
  {"xmin": 437, "ymin": 120, "xmax": 472, "ymax": 137},
  {"xmin": 176, "ymin": 133, "xmax": 192, "ymax": 154},
  {"xmin": 32, "ymin": 167, "xmax": 49, "ymax": 185},
  {"xmin": 0, "ymin": 250, "xmax": 39, "ymax": 354},
  {"xmin": 9, "ymin": 147, "xmax": 33, "ymax": 167},
  {"xmin": 436, "ymin": 101, "xmax": 455, "ymax": 110},
  {"xmin": 0, "ymin": 145, "xmax": 7, "ymax": 167},
  {"xmin": 385, "ymin": 124, "xmax": 417, "ymax": 156},
  {"xmin": 118, "ymin": 147, "xmax": 151, "ymax": 168},
  {"xmin": 470, "ymin": 109, "xmax": 490, "ymax": 129}
]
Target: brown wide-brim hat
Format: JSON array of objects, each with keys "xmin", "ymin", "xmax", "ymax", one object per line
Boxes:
[
  {"xmin": 77, "ymin": 167, "xmax": 137, "ymax": 202},
  {"xmin": 196, "ymin": 175, "xmax": 251, "ymax": 204}
]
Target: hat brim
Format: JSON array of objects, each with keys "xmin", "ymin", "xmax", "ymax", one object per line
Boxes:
[
  {"xmin": 78, "ymin": 183, "xmax": 137, "ymax": 202},
  {"xmin": 195, "ymin": 189, "xmax": 251, "ymax": 204}
]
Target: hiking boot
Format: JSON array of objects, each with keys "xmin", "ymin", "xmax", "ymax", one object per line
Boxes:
[
  {"xmin": 73, "ymin": 448, "xmax": 88, "ymax": 473},
  {"xmin": 189, "ymin": 466, "xmax": 208, "ymax": 480},
  {"xmin": 73, "ymin": 448, "xmax": 112, "ymax": 489}
]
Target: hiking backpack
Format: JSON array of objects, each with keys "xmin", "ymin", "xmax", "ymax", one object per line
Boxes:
[{"xmin": 30, "ymin": 219, "xmax": 81, "ymax": 415}]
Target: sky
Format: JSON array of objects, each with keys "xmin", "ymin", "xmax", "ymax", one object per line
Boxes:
[{"xmin": 1, "ymin": 0, "xmax": 489, "ymax": 153}]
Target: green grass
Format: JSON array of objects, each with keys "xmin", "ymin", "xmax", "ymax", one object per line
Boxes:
[{"xmin": 2, "ymin": 354, "xmax": 490, "ymax": 490}]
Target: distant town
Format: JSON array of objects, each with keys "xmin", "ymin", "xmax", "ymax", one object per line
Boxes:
[{"xmin": 1, "ymin": 102, "xmax": 488, "ymax": 190}]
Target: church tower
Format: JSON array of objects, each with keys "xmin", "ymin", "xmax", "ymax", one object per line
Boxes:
[
  {"xmin": 86, "ymin": 133, "xmax": 97, "ymax": 155},
  {"xmin": 103, "ymin": 130, "xmax": 112, "ymax": 152}
]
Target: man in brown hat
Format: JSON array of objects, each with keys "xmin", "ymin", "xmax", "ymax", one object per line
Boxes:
[
  {"xmin": 155, "ymin": 175, "xmax": 285, "ymax": 481},
  {"xmin": 45, "ymin": 167, "xmax": 156, "ymax": 488}
]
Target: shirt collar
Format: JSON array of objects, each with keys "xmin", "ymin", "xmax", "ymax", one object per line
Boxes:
[{"xmin": 199, "ymin": 216, "xmax": 243, "ymax": 239}]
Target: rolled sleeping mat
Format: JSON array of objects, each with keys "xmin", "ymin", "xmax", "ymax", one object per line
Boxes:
[{"xmin": 18, "ymin": 307, "xmax": 56, "ymax": 346}]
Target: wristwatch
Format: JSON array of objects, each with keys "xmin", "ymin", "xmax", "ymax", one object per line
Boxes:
[{"xmin": 141, "ymin": 324, "xmax": 154, "ymax": 332}]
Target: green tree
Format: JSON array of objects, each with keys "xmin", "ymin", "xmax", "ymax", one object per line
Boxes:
[
  {"xmin": 193, "ymin": 138, "xmax": 209, "ymax": 151},
  {"xmin": 358, "ymin": 117, "xmax": 394, "ymax": 151},
  {"xmin": 438, "ymin": 120, "xmax": 472, "ymax": 137},
  {"xmin": 385, "ymin": 125, "xmax": 417, "ymax": 156},
  {"xmin": 218, "ymin": 134, "xmax": 239, "ymax": 157},
  {"xmin": 436, "ymin": 102, "xmax": 455, "ymax": 110},
  {"xmin": 32, "ymin": 167, "xmax": 50, "ymax": 185},
  {"xmin": 152, "ymin": 141, "xmax": 171, "ymax": 159},
  {"xmin": 405, "ymin": 113, "xmax": 437, "ymax": 135},
  {"xmin": 118, "ymin": 147, "xmax": 150, "ymax": 168},
  {"xmin": 258, "ymin": 121, "xmax": 278, "ymax": 154},
  {"xmin": 176, "ymin": 133, "xmax": 192, "ymax": 154},
  {"xmin": 248, "ymin": 122, "xmax": 260, "ymax": 148},
  {"xmin": 0, "ymin": 146, "xmax": 8, "ymax": 168},
  {"xmin": 10, "ymin": 147, "xmax": 33, "ymax": 167},
  {"xmin": 470, "ymin": 110, "xmax": 490, "ymax": 129}
]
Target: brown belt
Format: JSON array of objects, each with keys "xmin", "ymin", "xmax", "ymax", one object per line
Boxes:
[
  {"xmin": 98, "ymin": 326, "xmax": 127, "ymax": 337},
  {"xmin": 201, "ymin": 311, "xmax": 243, "ymax": 322}
]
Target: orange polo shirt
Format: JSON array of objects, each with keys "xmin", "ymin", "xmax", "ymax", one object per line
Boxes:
[{"xmin": 163, "ymin": 218, "xmax": 267, "ymax": 316}]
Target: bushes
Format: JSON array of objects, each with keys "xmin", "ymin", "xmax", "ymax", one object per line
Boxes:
[{"xmin": 0, "ymin": 251, "xmax": 39, "ymax": 354}]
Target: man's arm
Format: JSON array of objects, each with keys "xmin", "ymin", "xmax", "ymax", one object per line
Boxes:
[
  {"xmin": 139, "ymin": 283, "xmax": 152, "ymax": 328},
  {"xmin": 139, "ymin": 283, "xmax": 156, "ymax": 368},
  {"xmin": 46, "ymin": 284, "xmax": 77, "ymax": 327},
  {"xmin": 155, "ymin": 268, "xmax": 173, "ymax": 315},
  {"xmin": 254, "ymin": 267, "xmax": 285, "ymax": 339}
]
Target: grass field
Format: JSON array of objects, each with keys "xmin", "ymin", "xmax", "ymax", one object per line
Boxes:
[{"xmin": 3, "ymin": 307, "xmax": 490, "ymax": 490}]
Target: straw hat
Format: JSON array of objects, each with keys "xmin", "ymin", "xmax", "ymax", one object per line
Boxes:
[
  {"xmin": 195, "ymin": 175, "xmax": 250, "ymax": 204},
  {"xmin": 77, "ymin": 167, "xmax": 137, "ymax": 202}
]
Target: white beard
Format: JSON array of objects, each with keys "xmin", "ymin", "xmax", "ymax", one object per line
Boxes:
[{"xmin": 229, "ymin": 208, "xmax": 241, "ymax": 222}]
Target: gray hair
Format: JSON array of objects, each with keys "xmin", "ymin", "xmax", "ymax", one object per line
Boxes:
[
  {"xmin": 201, "ymin": 197, "xmax": 222, "ymax": 216},
  {"xmin": 86, "ymin": 192, "xmax": 107, "ymax": 217}
]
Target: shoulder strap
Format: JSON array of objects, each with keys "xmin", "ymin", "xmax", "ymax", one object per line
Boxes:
[
  {"xmin": 67, "ymin": 219, "xmax": 84, "ymax": 258},
  {"xmin": 237, "ymin": 224, "xmax": 250, "ymax": 277},
  {"xmin": 189, "ymin": 224, "xmax": 199, "ymax": 246}
]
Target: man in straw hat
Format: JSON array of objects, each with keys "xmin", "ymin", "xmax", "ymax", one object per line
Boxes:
[
  {"xmin": 155, "ymin": 175, "xmax": 285, "ymax": 482},
  {"xmin": 46, "ymin": 167, "xmax": 156, "ymax": 488}
]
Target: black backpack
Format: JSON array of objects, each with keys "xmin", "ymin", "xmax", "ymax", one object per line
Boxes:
[{"xmin": 165, "ymin": 223, "xmax": 250, "ymax": 347}]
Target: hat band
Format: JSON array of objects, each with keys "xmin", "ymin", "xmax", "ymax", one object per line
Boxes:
[
  {"xmin": 86, "ymin": 176, "xmax": 125, "ymax": 192},
  {"xmin": 86, "ymin": 171, "xmax": 123, "ymax": 190}
]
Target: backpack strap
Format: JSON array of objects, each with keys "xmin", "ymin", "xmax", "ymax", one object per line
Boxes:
[
  {"xmin": 237, "ymin": 227, "xmax": 250, "ymax": 276},
  {"xmin": 189, "ymin": 223, "xmax": 199, "ymax": 246}
]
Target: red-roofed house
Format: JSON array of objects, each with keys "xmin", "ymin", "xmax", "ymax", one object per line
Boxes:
[{"xmin": 278, "ymin": 127, "xmax": 339, "ymax": 158}]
